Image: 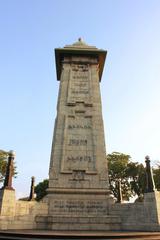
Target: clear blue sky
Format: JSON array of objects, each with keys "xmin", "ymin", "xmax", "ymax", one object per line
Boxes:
[{"xmin": 0, "ymin": 0, "xmax": 160, "ymax": 198}]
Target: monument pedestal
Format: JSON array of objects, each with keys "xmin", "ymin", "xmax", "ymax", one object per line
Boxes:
[
  {"xmin": 36, "ymin": 215, "xmax": 121, "ymax": 231},
  {"xmin": 36, "ymin": 189, "xmax": 121, "ymax": 230},
  {"xmin": 0, "ymin": 189, "xmax": 16, "ymax": 216}
]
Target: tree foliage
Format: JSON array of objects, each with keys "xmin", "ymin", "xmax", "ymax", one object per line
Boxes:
[
  {"xmin": 0, "ymin": 150, "xmax": 9, "ymax": 182},
  {"xmin": 107, "ymin": 152, "xmax": 131, "ymax": 201},
  {"xmin": 35, "ymin": 179, "xmax": 48, "ymax": 201},
  {"xmin": 127, "ymin": 161, "xmax": 146, "ymax": 197},
  {"xmin": 153, "ymin": 165, "xmax": 160, "ymax": 191},
  {"xmin": 107, "ymin": 152, "xmax": 146, "ymax": 201}
]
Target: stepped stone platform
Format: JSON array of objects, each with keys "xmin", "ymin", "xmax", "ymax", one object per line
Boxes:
[
  {"xmin": 0, "ymin": 230, "xmax": 160, "ymax": 240},
  {"xmin": 36, "ymin": 215, "xmax": 121, "ymax": 231}
]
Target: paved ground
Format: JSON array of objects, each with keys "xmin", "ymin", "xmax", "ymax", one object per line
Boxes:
[{"xmin": 0, "ymin": 230, "xmax": 160, "ymax": 239}]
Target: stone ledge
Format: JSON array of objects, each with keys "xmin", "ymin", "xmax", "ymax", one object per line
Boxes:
[
  {"xmin": 47, "ymin": 188, "xmax": 111, "ymax": 195},
  {"xmin": 36, "ymin": 215, "xmax": 121, "ymax": 224}
]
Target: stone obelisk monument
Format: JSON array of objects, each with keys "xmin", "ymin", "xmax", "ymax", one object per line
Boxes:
[
  {"xmin": 37, "ymin": 39, "xmax": 120, "ymax": 230},
  {"xmin": 1, "ymin": 40, "xmax": 160, "ymax": 233}
]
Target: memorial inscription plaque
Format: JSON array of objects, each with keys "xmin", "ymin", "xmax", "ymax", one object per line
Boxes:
[{"xmin": 52, "ymin": 199, "xmax": 107, "ymax": 215}]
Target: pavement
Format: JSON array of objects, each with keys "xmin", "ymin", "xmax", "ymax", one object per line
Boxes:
[{"xmin": 0, "ymin": 230, "xmax": 160, "ymax": 240}]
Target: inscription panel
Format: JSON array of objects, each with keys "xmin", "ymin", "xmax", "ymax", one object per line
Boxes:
[
  {"xmin": 61, "ymin": 116, "xmax": 96, "ymax": 172},
  {"xmin": 67, "ymin": 156, "xmax": 92, "ymax": 162},
  {"xmin": 68, "ymin": 124, "xmax": 91, "ymax": 129},
  {"xmin": 68, "ymin": 139, "xmax": 87, "ymax": 146},
  {"xmin": 51, "ymin": 199, "xmax": 107, "ymax": 215},
  {"xmin": 67, "ymin": 64, "xmax": 92, "ymax": 104}
]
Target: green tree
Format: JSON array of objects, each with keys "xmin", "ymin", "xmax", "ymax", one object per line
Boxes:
[
  {"xmin": 153, "ymin": 164, "xmax": 160, "ymax": 191},
  {"xmin": 0, "ymin": 150, "xmax": 17, "ymax": 183},
  {"xmin": 127, "ymin": 161, "xmax": 146, "ymax": 197},
  {"xmin": 0, "ymin": 150, "xmax": 9, "ymax": 182},
  {"xmin": 35, "ymin": 179, "xmax": 48, "ymax": 201},
  {"xmin": 107, "ymin": 152, "xmax": 146, "ymax": 201},
  {"xmin": 107, "ymin": 152, "xmax": 132, "ymax": 201}
]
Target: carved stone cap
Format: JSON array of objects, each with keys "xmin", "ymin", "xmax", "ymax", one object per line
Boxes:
[
  {"xmin": 64, "ymin": 38, "xmax": 97, "ymax": 49},
  {"xmin": 9, "ymin": 150, "xmax": 16, "ymax": 157},
  {"xmin": 145, "ymin": 155, "xmax": 150, "ymax": 162},
  {"xmin": 55, "ymin": 38, "xmax": 107, "ymax": 81}
]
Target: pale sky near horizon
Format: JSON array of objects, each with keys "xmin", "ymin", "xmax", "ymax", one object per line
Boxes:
[{"xmin": 0, "ymin": 0, "xmax": 160, "ymax": 198}]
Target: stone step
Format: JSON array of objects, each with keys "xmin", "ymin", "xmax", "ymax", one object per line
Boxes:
[
  {"xmin": 36, "ymin": 215, "xmax": 121, "ymax": 231},
  {"xmin": 36, "ymin": 215, "xmax": 121, "ymax": 224}
]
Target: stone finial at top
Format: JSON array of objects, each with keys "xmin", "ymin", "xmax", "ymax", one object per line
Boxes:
[
  {"xmin": 77, "ymin": 37, "xmax": 85, "ymax": 43},
  {"xmin": 71, "ymin": 38, "xmax": 89, "ymax": 47},
  {"xmin": 9, "ymin": 150, "xmax": 16, "ymax": 157},
  {"xmin": 145, "ymin": 155, "xmax": 150, "ymax": 161},
  {"xmin": 64, "ymin": 38, "xmax": 97, "ymax": 49}
]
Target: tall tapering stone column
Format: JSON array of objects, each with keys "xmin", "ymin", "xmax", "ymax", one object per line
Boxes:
[
  {"xmin": 145, "ymin": 155, "xmax": 156, "ymax": 192},
  {"xmin": 3, "ymin": 150, "xmax": 15, "ymax": 190},
  {"xmin": 28, "ymin": 176, "xmax": 35, "ymax": 201},
  {"xmin": 49, "ymin": 39, "xmax": 109, "ymax": 192},
  {"xmin": 36, "ymin": 39, "xmax": 120, "ymax": 230}
]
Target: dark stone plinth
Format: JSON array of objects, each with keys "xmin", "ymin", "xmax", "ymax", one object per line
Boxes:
[
  {"xmin": 145, "ymin": 155, "xmax": 156, "ymax": 193},
  {"xmin": 2, "ymin": 150, "xmax": 15, "ymax": 191},
  {"xmin": 116, "ymin": 180, "xmax": 122, "ymax": 203},
  {"xmin": 28, "ymin": 176, "xmax": 35, "ymax": 201}
]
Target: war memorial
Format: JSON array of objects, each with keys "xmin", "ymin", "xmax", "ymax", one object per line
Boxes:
[{"xmin": 0, "ymin": 39, "xmax": 160, "ymax": 237}]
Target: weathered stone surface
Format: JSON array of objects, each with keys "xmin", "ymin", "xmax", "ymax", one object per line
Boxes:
[
  {"xmin": 49, "ymin": 41, "xmax": 109, "ymax": 191},
  {"xmin": 0, "ymin": 189, "xmax": 16, "ymax": 216},
  {"xmin": 40, "ymin": 39, "xmax": 119, "ymax": 230},
  {"xmin": 36, "ymin": 215, "xmax": 121, "ymax": 231},
  {"xmin": 0, "ymin": 199, "xmax": 48, "ymax": 230},
  {"xmin": 108, "ymin": 191, "xmax": 160, "ymax": 231}
]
